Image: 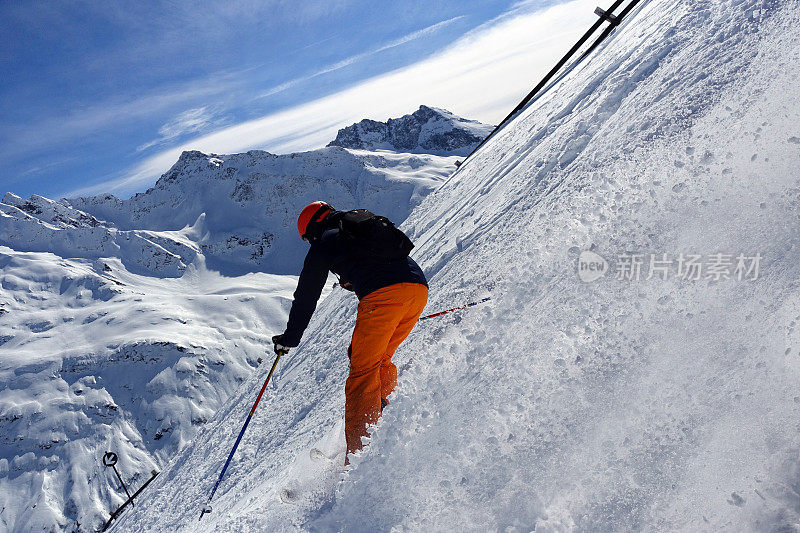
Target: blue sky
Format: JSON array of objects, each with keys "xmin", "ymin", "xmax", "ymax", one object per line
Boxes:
[{"xmin": 0, "ymin": 0, "xmax": 596, "ymax": 200}]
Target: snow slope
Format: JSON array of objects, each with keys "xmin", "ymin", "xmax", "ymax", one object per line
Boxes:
[
  {"xmin": 112, "ymin": 0, "xmax": 800, "ymax": 531},
  {"xmin": 0, "ymin": 248, "xmax": 300, "ymax": 532}
]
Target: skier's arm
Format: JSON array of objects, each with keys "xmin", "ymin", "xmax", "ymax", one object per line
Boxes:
[{"xmin": 281, "ymin": 244, "xmax": 330, "ymax": 347}]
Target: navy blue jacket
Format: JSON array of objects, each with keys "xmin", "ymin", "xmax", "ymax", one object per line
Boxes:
[{"xmin": 281, "ymin": 219, "xmax": 427, "ymax": 347}]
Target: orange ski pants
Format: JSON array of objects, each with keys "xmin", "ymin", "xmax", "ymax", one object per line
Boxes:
[{"xmin": 345, "ymin": 282, "xmax": 428, "ymax": 456}]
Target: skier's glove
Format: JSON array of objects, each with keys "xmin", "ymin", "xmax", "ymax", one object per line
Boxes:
[{"xmin": 272, "ymin": 335, "xmax": 290, "ymax": 357}]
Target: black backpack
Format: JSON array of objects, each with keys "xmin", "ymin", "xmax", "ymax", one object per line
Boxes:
[{"xmin": 337, "ymin": 209, "xmax": 414, "ymax": 261}]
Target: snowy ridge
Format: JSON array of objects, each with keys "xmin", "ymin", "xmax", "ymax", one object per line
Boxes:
[
  {"xmin": 0, "ymin": 193, "xmax": 193, "ymax": 277},
  {"xmin": 328, "ymin": 105, "xmax": 493, "ymax": 156},
  {"xmin": 67, "ymin": 146, "xmax": 459, "ymax": 275},
  {"xmin": 112, "ymin": 0, "xmax": 800, "ymax": 531}
]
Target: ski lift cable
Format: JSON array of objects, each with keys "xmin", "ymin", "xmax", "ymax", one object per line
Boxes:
[{"xmin": 454, "ymin": 0, "xmax": 646, "ymax": 172}]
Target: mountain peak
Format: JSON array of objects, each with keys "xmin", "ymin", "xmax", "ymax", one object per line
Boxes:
[
  {"xmin": 177, "ymin": 149, "xmax": 208, "ymax": 161},
  {"xmin": 327, "ymin": 105, "xmax": 493, "ymax": 156}
]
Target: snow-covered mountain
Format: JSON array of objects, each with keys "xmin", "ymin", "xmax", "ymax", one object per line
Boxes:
[
  {"xmin": 0, "ymin": 110, "xmax": 488, "ymax": 531},
  {"xmin": 103, "ymin": 0, "xmax": 800, "ymax": 531},
  {"xmin": 0, "ymin": 249, "xmax": 296, "ymax": 532},
  {"xmin": 65, "ymin": 146, "xmax": 463, "ymax": 275},
  {"xmin": 328, "ymin": 105, "xmax": 493, "ymax": 156},
  {"xmin": 1, "ymin": 192, "xmax": 196, "ymax": 277},
  {"xmin": 2, "ymin": 107, "xmax": 490, "ymax": 280}
]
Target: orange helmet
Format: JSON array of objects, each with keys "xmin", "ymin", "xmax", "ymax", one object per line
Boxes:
[{"xmin": 297, "ymin": 201, "xmax": 333, "ymax": 240}]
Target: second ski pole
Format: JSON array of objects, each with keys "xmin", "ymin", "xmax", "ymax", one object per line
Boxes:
[{"xmin": 419, "ymin": 297, "xmax": 491, "ymax": 321}]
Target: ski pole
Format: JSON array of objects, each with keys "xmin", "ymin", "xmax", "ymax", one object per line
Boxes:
[
  {"xmin": 199, "ymin": 351, "xmax": 285, "ymax": 521},
  {"xmin": 419, "ymin": 297, "xmax": 491, "ymax": 321}
]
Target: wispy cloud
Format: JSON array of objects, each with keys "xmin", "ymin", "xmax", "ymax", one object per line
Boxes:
[
  {"xmin": 18, "ymin": 156, "xmax": 81, "ymax": 177},
  {"xmin": 74, "ymin": 0, "xmax": 597, "ymax": 198},
  {"xmin": 137, "ymin": 107, "xmax": 229, "ymax": 152},
  {"xmin": 258, "ymin": 15, "xmax": 465, "ymax": 98},
  {"xmin": 3, "ymin": 70, "xmax": 243, "ymax": 160}
]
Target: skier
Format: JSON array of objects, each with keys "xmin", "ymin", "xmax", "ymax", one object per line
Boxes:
[{"xmin": 272, "ymin": 201, "xmax": 428, "ymax": 462}]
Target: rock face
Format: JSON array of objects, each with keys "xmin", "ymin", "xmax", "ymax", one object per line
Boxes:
[{"xmin": 328, "ymin": 105, "xmax": 493, "ymax": 156}]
